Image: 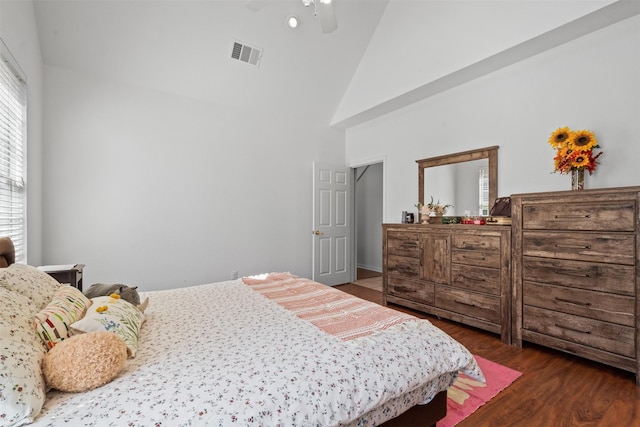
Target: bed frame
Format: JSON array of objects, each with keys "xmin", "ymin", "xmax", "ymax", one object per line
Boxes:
[{"xmin": 381, "ymin": 390, "xmax": 447, "ymax": 427}]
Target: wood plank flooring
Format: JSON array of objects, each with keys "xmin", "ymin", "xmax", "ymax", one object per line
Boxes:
[{"xmin": 335, "ymin": 283, "xmax": 640, "ymax": 427}]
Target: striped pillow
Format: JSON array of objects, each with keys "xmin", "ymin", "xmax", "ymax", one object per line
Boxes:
[{"xmin": 34, "ymin": 286, "xmax": 92, "ymax": 350}]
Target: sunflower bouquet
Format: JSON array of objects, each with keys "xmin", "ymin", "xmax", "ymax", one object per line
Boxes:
[{"xmin": 548, "ymin": 127, "xmax": 603, "ymax": 174}]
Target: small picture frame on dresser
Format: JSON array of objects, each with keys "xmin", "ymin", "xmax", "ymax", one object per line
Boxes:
[{"xmin": 37, "ymin": 264, "xmax": 85, "ymax": 291}]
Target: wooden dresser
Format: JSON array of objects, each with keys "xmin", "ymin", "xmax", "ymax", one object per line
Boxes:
[
  {"xmin": 511, "ymin": 186, "xmax": 640, "ymax": 380},
  {"xmin": 382, "ymin": 224, "xmax": 512, "ymax": 343}
]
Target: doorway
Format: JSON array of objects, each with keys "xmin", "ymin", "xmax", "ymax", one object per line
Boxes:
[{"xmin": 354, "ymin": 162, "xmax": 383, "ymax": 281}]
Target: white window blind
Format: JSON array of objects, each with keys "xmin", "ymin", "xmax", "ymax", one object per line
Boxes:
[
  {"xmin": 0, "ymin": 39, "xmax": 26, "ymax": 262},
  {"xmin": 478, "ymin": 166, "xmax": 489, "ymax": 216}
]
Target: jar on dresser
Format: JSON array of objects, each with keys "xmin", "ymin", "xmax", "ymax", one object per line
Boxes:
[
  {"xmin": 382, "ymin": 223, "xmax": 512, "ymax": 343},
  {"xmin": 511, "ymin": 186, "xmax": 640, "ymax": 382}
]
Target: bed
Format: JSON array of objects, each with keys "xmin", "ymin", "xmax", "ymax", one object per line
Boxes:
[{"xmin": 0, "ymin": 239, "xmax": 483, "ymax": 427}]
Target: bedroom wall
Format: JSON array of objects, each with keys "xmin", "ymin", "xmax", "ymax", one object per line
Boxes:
[
  {"xmin": 346, "ymin": 14, "xmax": 640, "ymax": 222},
  {"xmin": 0, "ymin": 0, "xmax": 44, "ymax": 264},
  {"xmin": 41, "ymin": 66, "xmax": 344, "ymax": 290}
]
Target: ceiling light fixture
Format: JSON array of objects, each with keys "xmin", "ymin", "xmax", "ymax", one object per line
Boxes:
[{"xmin": 286, "ymin": 15, "xmax": 299, "ymax": 29}]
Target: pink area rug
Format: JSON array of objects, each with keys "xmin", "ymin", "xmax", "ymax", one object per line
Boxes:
[{"xmin": 439, "ymin": 355, "xmax": 522, "ymax": 427}]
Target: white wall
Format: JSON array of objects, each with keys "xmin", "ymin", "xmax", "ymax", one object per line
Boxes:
[
  {"xmin": 0, "ymin": 0, "xmax": 44, "ymax": 263},
  {"xmin": 334, "ymin": 0, "xmax": 616, "ymax": 125},
  {"xmin": 346, "ymin": 15, "xmax": 640, "ymax": 222},
  {"xmin": 42, "ymin": 66, "xmax": 344, "ymax": 290}
]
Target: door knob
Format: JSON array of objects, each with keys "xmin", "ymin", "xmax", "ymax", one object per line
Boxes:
[{"xmin": 313, "ymin": 230, "xmax": 324, "ymax": 236}]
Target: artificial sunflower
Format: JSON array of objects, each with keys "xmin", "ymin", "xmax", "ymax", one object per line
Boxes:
[
  {"xmin": 548, "ymin": 127, "xmax": 603, "ymax": 175},
  {"xmin": 569, "ymin": 129, "xmax": 598, "ymax": 151},
  {"xmin": 548, "ymin": 127, "xmax": 572, "ymax": 148},
  {"xmin": 570, "ymin": 152, "xmax": 591, "ymax": 169}
]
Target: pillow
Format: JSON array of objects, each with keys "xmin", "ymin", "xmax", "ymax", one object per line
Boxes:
[
  {"xmin": 42, "ymin": 331, "xmax": 127, "ymax": 393},
  {"xmin": 34, "ymin": 286, "xmax": 92, "ymax": 350},
  {"xmin": 0, "ymin": 288, "xmax": 47, "ymax": 427},
  {"xmin": 0, "ymin": 263, "xmax": 61, "ymax": 312},
  {"xmin": 70, "ymin": 296, "xmax": 144, "ymax": 357}
]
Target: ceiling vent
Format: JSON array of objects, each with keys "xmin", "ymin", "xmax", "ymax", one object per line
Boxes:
[{"xmin": 231, "ymin": 41, "xmax": 262, "ymax": 67}]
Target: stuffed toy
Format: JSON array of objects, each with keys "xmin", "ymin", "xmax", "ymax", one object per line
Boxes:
[
  {"xmin": 84, "ymin": 283, "xmax": 141, "ymax": 306},
  {"xmin": 42, "ymin": 331, "xmax": 127, "ymax": 392}
]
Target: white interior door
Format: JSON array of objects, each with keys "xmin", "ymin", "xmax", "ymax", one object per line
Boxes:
[{"xmin": 312, "ymin": 162, "xmax": 351, "ymax": 286}]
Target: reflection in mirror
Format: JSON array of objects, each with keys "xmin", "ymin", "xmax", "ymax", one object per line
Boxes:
[
  {"xmin": 417, "ymin": 146, "xmax": 498, "ymax": 218},
  {"xmin": 424, "ymin": 159, "xmax": 489, "ymax": 216}
]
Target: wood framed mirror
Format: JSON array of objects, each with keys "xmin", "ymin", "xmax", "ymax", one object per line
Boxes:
[{"xmin": 417, "ymin": 146, "xmax": 498, "ymax": 217}]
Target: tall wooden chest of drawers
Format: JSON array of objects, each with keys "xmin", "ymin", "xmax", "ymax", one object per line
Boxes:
[
  {"xmin": 383, "ymin": 224, "xmax": 512, "ymax": 343},
  {"xmin": 512, "ymin": 186, "xmax": 640, "ymax": 380}
]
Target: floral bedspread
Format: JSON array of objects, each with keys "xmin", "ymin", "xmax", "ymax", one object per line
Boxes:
[{"xmin": 32, "ymin": 277, "xmax": 482, "ymax": 426}]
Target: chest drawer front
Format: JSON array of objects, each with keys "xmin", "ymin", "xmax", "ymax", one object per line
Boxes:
[
  {"xmin": 435, "ymin": 287, "xmax": 500, "ymax": 323},
  {"xmin": 522, "ymin": 231, "xmax": 635, "ymax": 265},
  {"xmin": 523, "ymin": 256, "xmax": 635, "ymax": 296},
  {"xmin": 387, "ymin": 255, "xmax": 420, "ymax": 277},
  {"xmin": 388, "ymin": 276, "xmax": 434, "ymax": 304},
  {"xmin": 387, "ymin": 232, "xmax": 419, "ymax": 257},
  {"xmin": 451, "ymin": 264, "xmax": 500, "ymax": 295},
  {"xmin": 523, "ymin": 202, "xmax": 635, "ymax": 231},
  {"xmin": 523, "ymin": 306, "xmax": 635, "ymax": 358},
  {"xmin": 523, "ymin": 282, "xmax": 635, "ymax": 327}
]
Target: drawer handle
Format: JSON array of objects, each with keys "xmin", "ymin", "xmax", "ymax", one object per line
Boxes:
[
  {"xmin": 454, "ymin": 299, "xmax": 477, "ymax": 308},
  {"xmin": 555, "ymin": 297, "xmax": 592, "ymax": 307},
  {"xmin": 555, "ymin": 244, "xmax": 591, "ymax": 250},
  {"xmin": 461, "ymin": 255, "xmax": 486, "ymax": 261},
  {"xmin": 462, "ymin": 275, "xmax": 485, "ymax": 282},
  {"xmin": 394, "ymin": 286, "xmax": 415, "ymax": 293},
  {"xmin": 558, "ymin": 270, "xmax": 592, "ymax": 278},
  {"xmin": 554, "ymin": 214, "xmax": 592, "ymax": 220},
  {"xmin": 555, "ymin": 323, "xmax": 591, "ymax": 335}
]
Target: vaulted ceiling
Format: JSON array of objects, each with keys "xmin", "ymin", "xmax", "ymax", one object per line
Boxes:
[{"xmin": 33, "ymin": 0, "xmax": 389, "ymax": 124}]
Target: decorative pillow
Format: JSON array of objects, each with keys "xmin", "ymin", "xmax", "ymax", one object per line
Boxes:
[
  {"xmin": 34, "ymin": 286, "xmax": 92, "ymax": 350},
  {"xmin": 0, "ymin": 288, "xmax": 47, "ymax": 427},
  {"xmin": 42, "ymin": 331, "xmax": 127, "ymax": 393},
  {"xmin": 0, "ymin": 263, "xmax": 61, "ymax": 312},
  {"xmin": 70, "ymin": 296, "xmax": 144, "ymax": 358}
]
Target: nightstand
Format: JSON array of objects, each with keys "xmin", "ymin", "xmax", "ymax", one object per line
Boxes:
[{"xmin": 37, "ymin": 264, "xmax": 85, "ymax": 291}]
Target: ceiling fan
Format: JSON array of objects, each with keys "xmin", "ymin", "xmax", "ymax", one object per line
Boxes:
[{"xmin": 246, "ymin": 0, "xmax": 338, "ymax": 34}]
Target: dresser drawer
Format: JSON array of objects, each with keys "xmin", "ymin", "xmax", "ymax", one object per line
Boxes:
[
  {"xmin": 522, "ymin": 231, "xmax": 635, "ymax": 265},
  {"xmin": 435, "ymin": 287, "xmax": 500, "ymax": 323},
  {"xmin": 387, "ymin": 232, "xmax": 419, "ymax": 257},
  {"xmin": 522, "ymin": 202, "xmax": 635, "ymax": 232},
  {"xmin": 523, "ymin": 306, "xmax": 635, "ymax": 358},
  {"xmin": 451, "ymin": 248, "xmax": 500, "ymax": 268},
  {"xmin": 523, "ymin": 282, "xmax": 634, "ymax": 327},
  {"xmin": 523, "ymin": 256, "xmax": 635, "ymax": 296},
  {"xmin": 387, "ymin": 255, "xmax": 420, "ymax": 277},
  {"xmin": 452, "ymin": 234, "xmax": 501, "ymax": 252},
  {"xmin": 388, "ymin": 276, "xmax": 434, "ymax": 304},
  {"xmin": 451, "ymin": 264, "xmax": 500, "ymax": 295}
]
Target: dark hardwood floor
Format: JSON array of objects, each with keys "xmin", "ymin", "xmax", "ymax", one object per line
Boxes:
[{"xmin": 335, "ymin": 283, "xmax": 640, "ymax": 427}]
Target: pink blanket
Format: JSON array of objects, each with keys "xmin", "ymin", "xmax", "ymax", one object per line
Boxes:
[{"xmin": 243, "ymin": 273, "xmax": 415, "ymax": 341}]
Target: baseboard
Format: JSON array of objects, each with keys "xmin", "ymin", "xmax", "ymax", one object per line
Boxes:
[{"xmin": 357, "ymin": 264, "xmax": 382, "ymax": 272}]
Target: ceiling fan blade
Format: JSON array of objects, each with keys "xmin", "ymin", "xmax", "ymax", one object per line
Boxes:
[
  {"xmin": 316, "ymin": 0, "xmax": 338, "ymax": 33},
  {"xmin": 245, "ymin": 0, "xmax": 270, "ymax": 12}
]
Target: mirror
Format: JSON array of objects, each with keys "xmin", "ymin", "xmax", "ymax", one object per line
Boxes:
[{"xmin": 417, "ymin": 146, "xmax": 498, "ymax": 217}]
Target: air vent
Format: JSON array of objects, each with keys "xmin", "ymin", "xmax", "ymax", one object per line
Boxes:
[{"xmin": 231, "ymin": 41, "xmax": 262, "ymax": 67}]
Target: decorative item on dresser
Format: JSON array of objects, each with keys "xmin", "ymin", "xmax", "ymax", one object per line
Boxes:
[
  {"xmin": 382, "ymin": 223, "xmax": 512, "ymax": 343},
  {"xmin": 511, "ymin": 186, "xmax": 640, "ymax": 382},
  {"xmin": 547, "ymin": 127, "xmax": 603, "ymax": 191}
]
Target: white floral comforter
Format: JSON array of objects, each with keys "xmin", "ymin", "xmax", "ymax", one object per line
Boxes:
[{"xmin": 32, "ymin": 278, "xmax": 482, "ymax": 426}]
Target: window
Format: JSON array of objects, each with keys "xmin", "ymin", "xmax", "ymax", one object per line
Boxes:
[
  {"xmin": 0, "ymin": 39, "xmax": 26, "ymax": 262},
  {"xmin": 478, "ymin": 166, "xmax": 489, "ymax": 216}
]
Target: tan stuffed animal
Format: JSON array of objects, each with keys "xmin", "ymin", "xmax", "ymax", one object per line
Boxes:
[{"xmin": 42, "ymin": 331, "xmax": 127, "ymax": 392}]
